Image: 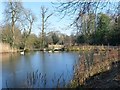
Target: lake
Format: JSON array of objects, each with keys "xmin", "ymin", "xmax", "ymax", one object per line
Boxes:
[{"xmin": 2, "ymin": 51, "xmax": 79, "ymax": 88}]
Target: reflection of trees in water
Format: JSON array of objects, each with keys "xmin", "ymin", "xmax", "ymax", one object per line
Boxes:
[
  {"xmin": 3, "ymin": 52, "xmax": 79, "ymax": 88},
  {"xmin": 25, "ymin": 51, "xmax": 36, "ymax": 60},
  {"xmin": 40, "ymin": 52, "xmax": 47, "ymax": 75},
  {"xmin": 3, "ymin": 53, "xmax": 21, "ymax": 88},
  {"xmin": 3, "ymin": 52, "xmax": 36, "ymax": 88},
  {"xmin": 23, "ymin": 52, "xmax": 77, "ymax": 88},
  {"xmin": 2, "ymin": 53, "xmax": 20, "ymax": 62}
]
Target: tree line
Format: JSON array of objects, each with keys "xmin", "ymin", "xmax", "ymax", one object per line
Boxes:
[
  {"xmin": 56, "ymin": 1, "xmax": 120, "ymax": 46},
  {"xmin": 1, "ymin": 24, "xmax": 73, "ymax": 49},
  {"xmin": 0, "ymin": 1, "xmax": 120, "ymax": 51},
  {"xmin": 75, "ymin": 13, "xmax": 120, "ymax": 46}
]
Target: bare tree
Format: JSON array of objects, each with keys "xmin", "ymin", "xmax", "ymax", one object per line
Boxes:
[
  {"xmin": 54, "ymin": 1, "xmax": 117, "ymax": 34},
  {"xmin": 4, "ymin": 1, "xmax": 23, "ymax": 47},
  {"xmin": 21, "ymin": 9, "xmax": 36, "ymax": 50},
  {"xmin": 40, "ymin": 6, "xmax": 53, "ymax": 48},
  {"xmin": 54, "ymin": 1, "xmax": 99, "ymax": 26},
  {"xmin": 53, "ymin": 0, "xmax": 119, "ymax": 44}
]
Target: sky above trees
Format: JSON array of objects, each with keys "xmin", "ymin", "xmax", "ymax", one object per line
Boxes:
[{"xmin": 0, "ymin": 1, "xmax": 74, "ymax": 36}]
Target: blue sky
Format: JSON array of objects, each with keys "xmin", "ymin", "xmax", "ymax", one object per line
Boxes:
[{"xmin": 0, "ymin": 2, "xmax": 75, "ymax": 36}]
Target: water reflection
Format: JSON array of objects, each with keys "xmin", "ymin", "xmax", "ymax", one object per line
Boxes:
[{"xmin": 2, "ymin": 51, "xmax": 79, "ymax": 88}]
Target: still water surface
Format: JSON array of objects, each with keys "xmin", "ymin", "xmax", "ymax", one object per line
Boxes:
[{"xmin": 2, "ymin": 51, "xmax": 79, "ymax": 88}]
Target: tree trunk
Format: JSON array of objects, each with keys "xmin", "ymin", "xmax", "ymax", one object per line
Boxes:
[
  {"xmin": 12, "ymin": 13, "xmax": 15, "ymax": 48},
  {"xmin": 42, "ymin": 11, "xmax": 45, "ymax": 49}
]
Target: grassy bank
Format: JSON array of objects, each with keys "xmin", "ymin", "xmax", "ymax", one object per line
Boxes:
[
  {"xmin": 83, "ymin": 60, "xmax": 120, "ymax": 88},
  {"xmin": 70, "ymin": 47, "xmax": 120, "ymax": 88}
]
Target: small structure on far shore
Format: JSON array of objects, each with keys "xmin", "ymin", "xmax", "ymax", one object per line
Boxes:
[
  {"xmin": 20, "ymin": 51, "xmax": 24, "ymax": 55},
  {"xmin": 48, "ymin": 44, "xmax": 64, "ymax": 51}
]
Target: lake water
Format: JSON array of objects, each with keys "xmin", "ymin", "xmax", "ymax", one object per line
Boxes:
[{"xmin": 2, "ymin": 51, "xmax": 79, "ymax": 88}]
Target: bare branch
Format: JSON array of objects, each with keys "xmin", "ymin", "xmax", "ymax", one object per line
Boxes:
[{"xmin": 44, "ymin": 13, "xmax": 53, "ymax": 23}]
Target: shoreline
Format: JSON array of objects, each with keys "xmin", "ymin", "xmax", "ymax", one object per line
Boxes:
[{"xmin": 0, "ymin": 45, "xmax": 119, "ymax": 53}]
